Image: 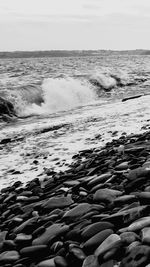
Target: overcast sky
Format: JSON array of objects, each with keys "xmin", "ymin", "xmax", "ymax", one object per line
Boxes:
[{"xmin": 0, "ymin": 0, "xmax": 150, "ymax": 51}]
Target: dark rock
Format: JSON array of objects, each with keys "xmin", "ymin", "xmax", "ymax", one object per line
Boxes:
[
  {"xmin": 82, "ymin": 255, "xmax": 100, "ymax": 267},
  {"xmin": 32, "ymin": 223, "xmax": 69, "ymax": 246},
  {"xmin": 82, "ymin": 229, "xmax": 114, "ymax": 254},
  {"xmin": 63, "ymin": 203, "xmax": 93, "ymax": 222},
  {"xmin": 93, "ymin": 189, "xmax": 122, "ymax": 204},
  {"xmin": 0, "ymin": 250, "xmax": 20, "ymax": 263},
  {"xmin": 42, "ymin": 196, "xmax": 73, "ymax": 211},
  {"xmin": 54, "ymin": 256, "xmax": 68, "ymax": 267},
  {"xmin": 19, "ymin": 245, "xmax": 48, "ymax": 258},
  {"xmin": 81, "ymin": 222, "xmax": 114, "ymax": 241},
  {"xmin": 120, "ymin": 245, "xmax": 150, "ymax": 267}
]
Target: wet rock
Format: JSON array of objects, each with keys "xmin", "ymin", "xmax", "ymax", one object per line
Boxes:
[
  {"xmin": 19, "ymin": 245, "xmax": 48, "ymax": 258},
  {"xmin": 32, "ymin": 223, "xmax": 69, "ymax": 246},
  {"xmin": 120, "ymin": 245, "xmax": 150, "ymax": 267},
  {"xmin": 0, "ymin": 250, "xmax": 20, "ymax": 263},
  {"xmin": 94, "ymin": 234, "xmax": 121, "ymax": 258},
  {"xmin": 54, "ymin": 256, "xmax": 68, "ymax": 267},
  {"xmin": 87, "ymin": 173, "xmax": 112, "ymax": 187},
  {"xmin": 14, "ymin": 217, "xmax": 38, "ymax": 234},
  {"xmin": 141, "ymin": 227, "xmax": 150, "ymax": 244},
  {"xmin": 82, "ymin": 229, "xmax": 114, "ymax": 254},
  {"xmin": 42, "ymin": 196, "xmax": 73, "ymax": 210},
  {"xmin": 63, "ymin": 203, "xmax": 93, "ymax": 222},
  {"xmin": 103, "ymin": 205, "xmax": 150, "ymax": 227},
  {"xmin": 37, "ymin": 258, "xmax": 56, "ymax": 267},
  {"xmin": 81, "ymin": 222, "xmax": 114, "ymax": 241},
  {"xmin": 120, "ymin": 232, "xmax": 139, "ymax": 245},
  {"xmin": 82, "ymin": 255, "xmax": 100, "ymax": 267},
  {"xmin": 127, "ymin": 216, "xmax": 150, "ymax": 232},
  {"xmin": 93, "ymin": 189, "xmax": 122, "ymax": 204}
]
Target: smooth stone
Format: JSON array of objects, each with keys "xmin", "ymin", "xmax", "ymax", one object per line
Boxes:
[
  {"xmin": 120, "ymin": 245, "xmax": 150, "ymax": 267},
  {"xmin": 32, "ymin": 223, "xmax": 69, "ymax": 245},
  {"xmin": 120, "ymin": 232, "xmax": 139, "ymax": 245},
  {"xmin": 63, "ymin": 203, "xmax": 92, "ymax": 221},
  {"xmin": 37, "ymin": 258, "xmax": 56, "ymax": 267},
  {"xmin": 14, "ymin": 217, "xmax": 38, "ymax": 234},
  {"xmin": 68, "ymin": 247, "xmax": 86, "ymax": 264},
  {"xmin": 127, "ymin": 216, "xmax": 150, "ymax": 232},
  {"xmin": 82, "ymin": 255, "xmax": 100, "ymax": 267},
  {"xmin": 100, "ymin": 260, "xmax": 114, "ymax": 267},
  {"xmin": 141, "ymin": 227, "xmax": 150, "ymax": 244},
  {"xmin": 0, "ymin": 250, "xmax": 20, "ymax": 263},
  {"xmin": 115, "ymin": 162, "xmax": 129, "ymax": 170},
  {"xmin": 127, "ymin": 241, "xmax": 141, "ymax": 252},
  {"xmin": 102, "ymin": 205, "xmax": 150, "ymax": 226},
  {"xmin": 128, "ymin": 166, "xmax": 150, "ymax": 181},
  {"xmin": 83, "ymin": 229, "xmax": 114, "ymax": 254},
  {"xmin": 63, "ymin": 180, "xmax": 80, "ymax": 187},
  {"xmin": 114, "ymin": 195, "xmax": 137, "ymax": 206},
  {"xmin": 15, "ymin": 233, "xmax": 32, "ymax": 244},
  {"xmin": 93, "ymin": 189, "xmax": 122, "ymax": 204},
  {"xmin": 87, "ymin": 173, "xmax": 112, "ymax": 187},
  {"xmin": 94, "ymin": 234, "xmax": 121, "ymax": 257},
  {"xmin": 135, "ymin": 192, "xmax": 150, "ymax": 204},
  {"xmin": 81, "ymin": 222, "xmax": 114, "ymax": 241},
  {"xmin": 42, "ymin": 196, "xmax": 73, "ymax": 210},
  {"xmin": 20, "ymin": 245, "xmax": 47, "ymax": 257},
  {"xmin": 54, "ymin": 256, "xmax": 68, "ymax": 267}
]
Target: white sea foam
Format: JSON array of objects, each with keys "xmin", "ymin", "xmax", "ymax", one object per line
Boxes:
[{"xmin": 22, "ymin": 77, "xmax": 97, "ymax": 116}]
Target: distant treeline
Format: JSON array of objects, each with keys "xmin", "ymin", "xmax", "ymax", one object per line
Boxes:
[{"xmin": 0, "ymin": 49, "xmax": 150, "ymax": 59}]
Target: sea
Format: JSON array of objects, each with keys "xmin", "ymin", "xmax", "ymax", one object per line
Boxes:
[{"xmin": 0, "ymin": 54, "xmax": 150, "ymax": 189}]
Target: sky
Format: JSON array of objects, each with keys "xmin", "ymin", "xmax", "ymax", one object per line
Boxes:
[{"xmin": 0, "ymin": 0, "xmax": 150, "ymax": 51}]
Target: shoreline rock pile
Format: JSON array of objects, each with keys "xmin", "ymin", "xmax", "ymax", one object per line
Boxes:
[{"xmin": 0, "ymin": 130, "xmax": 150, "ymax": 266}]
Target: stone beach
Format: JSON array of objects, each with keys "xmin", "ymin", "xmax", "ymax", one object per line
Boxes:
[{"xmin": 0, "ymin": 130, "xmax": 150, "ymax": 266}]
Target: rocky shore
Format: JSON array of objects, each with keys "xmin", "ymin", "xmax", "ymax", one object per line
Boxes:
[{"xmin": 0, "ymin": 130, "xmax": 150, "ymax": 267}]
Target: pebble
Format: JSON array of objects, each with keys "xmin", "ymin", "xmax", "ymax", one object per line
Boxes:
[{"xmin": 0, "ymin": 131, "xmax": 150, "ymax": 266}]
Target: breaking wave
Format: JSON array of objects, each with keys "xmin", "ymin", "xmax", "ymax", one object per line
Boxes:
[{"xmin": 0, "ymin": 71, "xmax": 147, "ymax": 118}]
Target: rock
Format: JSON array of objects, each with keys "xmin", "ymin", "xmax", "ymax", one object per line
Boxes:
[
  {"xmin": 127, "ymin": 216, "xmax": 150, "ymax": 232},
  {"xmin": 127, "ymin": 166, "xmax": 150, "ymax": 181},
  {"xmin": 141, "ymin": 227, "xmax": 150, "ymax": 244},
  {"xmin": 0, "ymin": 96, "xmax": 16, "ymax": 118},
  {"xmin": 120, "ymin": 245, "xmax": 150, "ymax": 267},
  {"xmin": 103, "ymin": 205, "xmax": 150, "ymax": 227},
  {"xmin": 32, "ymin": 223, "xmax": 69, "ymax": 246},
  {"xmin": 115, "ymin": 162, "xmax": 129, "ymax": 170},
  {"xmin": 83, "ymin": 229, "xmax": 114, "ymax": 254},
  {"xmin": 87, "ymin": 173, "xmax": 112, "ymax": 187},
  {"xmin": 120, "ymin": 232, "xmax": 139, "ymax": 245},
  {"xmin": 42, "ymin": 196, "xmax": 73, "ymax": 210},
  {"xmin": 114, "ymin": 195, "xmax": 137, "ymax": 206},
  {"xmin": 37, "ymin": 258, "xmax": 56, "ymax": 267},
  {"xmin": 63, "ymin": 203, "xmax": 93, "ymax": 222},
  {"xmin": 93, "ymin": 189, "xmax": 122, "ymax": 204},
  {"xmin": 14, "ymin": 217, "xmax": 38, "ymax": 234},
  {"xmin": 0, "ymin": 250, "xmax": 20, "ymax": 263},
  {"xmin": 135, "ymin": 192, "xmax": 150, "ymax": 205},
  {"xmin": 54, "ymin": 256, "xmax": 68, "ymax": 267},
  {"xmin": 94, "ymin": 234, "xmax": 121, "ymax": 258},
  {"xmin": 82, "ymin": 255, "xmax": 100, "ymax": 267},
  {"xmin": 19, "ymin": 245, "xmax": 48, "ymax": 258},
  {"xmin": 15, "ymin": 233, "xmax": 32, "ymax": 245},
  {"xmin": 81, "ymin": 222, "xmax": 114, "ymax": 241}
]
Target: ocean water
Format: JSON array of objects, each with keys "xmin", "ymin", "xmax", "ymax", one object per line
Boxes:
[{"xmin": 0, "ymin": 55, "xmax": 150, "ymax": 189}]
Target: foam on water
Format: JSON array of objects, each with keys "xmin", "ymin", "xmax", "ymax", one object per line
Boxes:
[{"xmin": 22, "ymin": 77, "xmax": 97, "ymax": 116}]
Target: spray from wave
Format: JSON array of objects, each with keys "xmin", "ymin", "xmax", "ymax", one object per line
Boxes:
[
  {"xmin": 21, "ymin": 77, "xmax": 97, "ymax": 116},
  {"xmin": 0, "ymin": 70, "xmax": 147, "ymax": 119}
]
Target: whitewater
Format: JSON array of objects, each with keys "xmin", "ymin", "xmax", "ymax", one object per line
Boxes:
[{"xmin": 0, "ymin": 55, "xmax": 150, "ymax": 189}]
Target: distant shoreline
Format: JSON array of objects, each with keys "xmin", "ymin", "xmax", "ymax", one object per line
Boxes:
[{"xmin": 0, "ymin": 49, "xmax": 150, "ymax": 59}]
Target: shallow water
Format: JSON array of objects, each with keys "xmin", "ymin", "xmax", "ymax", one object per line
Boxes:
[{"xmin": 0, "ymin": 55, "xmax": 150, "ymax": 189}]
